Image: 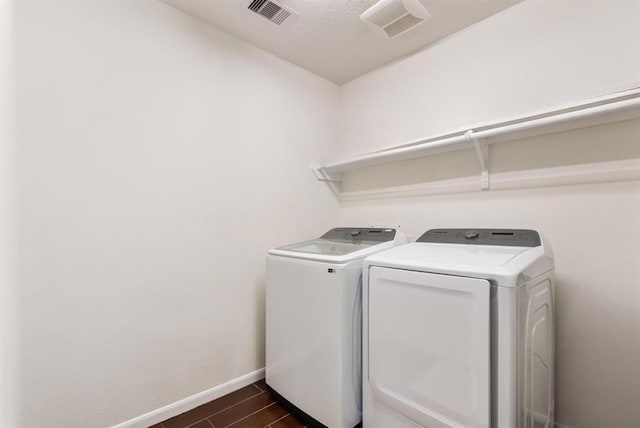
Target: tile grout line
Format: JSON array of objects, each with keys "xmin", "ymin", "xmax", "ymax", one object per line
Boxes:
[
  {"xmin": 223, "ymin": 401, "xmax": 279, "ymax": 428},
  {"xmin": 224, "ymin": 402, "xmax": 278, "ymax": 428},
  {"xmin": 205, "ymin": 390, "xmax": 265, "ymax": 420},
  {"xmin": 252, "ymin": 383, "xmax": 263, "ymax": 392},
  {"xmin": 206, "ymin": 417, "xmax": 215, "ymax": 428},
  {"xmin": 184, "ymin": 418, "xmax": 211, "ymax": 428},
  {"xmin": 180, "ymin": 391, "xmax": 264, "ymax": 428},
  {"xmin": 266, "ymin": 412, "xmax": 290, "ymax": 427},
  {"xmin": 212, "ymin": 390, "xmax": 267, "ymax": 416}
]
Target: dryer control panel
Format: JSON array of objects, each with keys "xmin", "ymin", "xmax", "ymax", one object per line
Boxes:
[{"xmin": 418, "ymin": 228, "xmax": 541, "ymax": 247}]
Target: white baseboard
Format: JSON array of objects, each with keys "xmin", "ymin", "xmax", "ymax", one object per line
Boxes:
[{"xmin": 112, "ymin": 367, "xmax": 265, "ymax": 428}]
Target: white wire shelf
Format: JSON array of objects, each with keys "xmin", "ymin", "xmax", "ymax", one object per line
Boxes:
[{"xmin": 312, "ymin": 87, "xmax": 640, "ymax": 197}]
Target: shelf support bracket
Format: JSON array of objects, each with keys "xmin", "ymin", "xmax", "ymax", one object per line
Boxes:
[
  {"xmin": 466, "ymin": 130, "xmax": 490, "ymax": 190},
  {"xmin": 311, "ymin": 165, "xmax": 343, "ymax": 201},
  {"xmin": 311, "ymin": 165, "xmax": 342, "ymax": 183}
]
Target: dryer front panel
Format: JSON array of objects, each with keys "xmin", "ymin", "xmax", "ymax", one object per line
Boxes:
[{"xmin": 368, "ymin": 267, "xmax": 491, "ymax": 428}]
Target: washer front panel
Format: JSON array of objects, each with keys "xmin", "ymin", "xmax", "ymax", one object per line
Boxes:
[{"xmin": 266, "ymin": 256, "xmax": 362, "ymax": 428}]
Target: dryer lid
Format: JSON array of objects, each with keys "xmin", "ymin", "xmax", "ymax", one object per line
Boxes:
[{"xmin": 363, "ymin": 228, "xmax": 553, "ymax": 288}]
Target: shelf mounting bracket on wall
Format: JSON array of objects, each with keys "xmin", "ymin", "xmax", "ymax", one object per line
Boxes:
[
  {"xmin": 466, "ymin": 130, "xmax": 490, "ymax": 190},
  {"xmin": 311, "ymin": 164, "xmax": 342, "ymax": 199},
  {"xmin": 311, "ymin": 165, "xmax": 341, "ymax": 183}
]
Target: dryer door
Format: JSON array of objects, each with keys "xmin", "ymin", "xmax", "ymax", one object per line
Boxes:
[{"xmin": 368, "ymin": 267, "xmax": 490, "ymax": 428}]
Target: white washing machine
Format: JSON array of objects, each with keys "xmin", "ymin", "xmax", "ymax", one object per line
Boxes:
[
  {"xmin": 266, "ymin": 227, "xmax": 407, "ymax": 428},
  {"xmin": 363, "ymin": 228, "xmax": 555, "ymax": 428}
]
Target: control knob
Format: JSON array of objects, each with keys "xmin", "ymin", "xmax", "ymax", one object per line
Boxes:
[{"xmin": 464, "ymin": 230, "xmax": 479, "ymax": 239}]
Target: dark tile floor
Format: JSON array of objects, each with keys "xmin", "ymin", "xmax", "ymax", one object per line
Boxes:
[{"xmin": 151, "ymin": 380, "xmax": 308, "ymax": 428}]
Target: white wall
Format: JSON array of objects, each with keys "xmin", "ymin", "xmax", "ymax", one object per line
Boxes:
[
  {"xmin": 337, "ymin": 0, "xmax": 640, "ymax": 427},
  {"xmin": 0, "ymin": 1, "xmax": 19, "ymax": 427},
  {"xmin": 15, "ymin": 1, "xmax": 339, "ymax": 427},
  {"xmin": 12, "ymin": 0, "xmax": 640, "ymax": 426},
  {"xmin": 338, "ymin": 0, "xmax": 640, "ymax": 159}
]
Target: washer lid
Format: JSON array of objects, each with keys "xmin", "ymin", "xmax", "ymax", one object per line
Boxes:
[
  {"xmin": 269, "ymin": 227, "xmax": 404, "ymax": 262},
  {"xmin": 279, "ymin": 239, "xmax": 367, "ymax": 256}
]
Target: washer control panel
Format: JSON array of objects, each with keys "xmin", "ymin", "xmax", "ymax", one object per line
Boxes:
[
  {"xmin": 321, "ymin": 227, "xmax": 396, "ymax": 243},
  {"xmin": 417, "ymin": 229, "xmax": 541, "ymax": 247}
]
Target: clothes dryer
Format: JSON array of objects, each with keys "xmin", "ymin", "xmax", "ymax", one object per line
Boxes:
[
  {"xmin": 267, "ymin": 227, "xmax": 407, "ymax": 428},
  {"xmin": 363, "ymin": 229, "xmax": 555, "ymax": 428}
]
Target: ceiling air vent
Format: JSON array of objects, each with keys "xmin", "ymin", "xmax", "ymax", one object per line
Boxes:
[
  {"xmin": 245, "ymin": 0, "xmax": 298, "ymax": 28},
  {"xmin": 360, "ymin": 0, "xmax": 430, "ymax": 38}
]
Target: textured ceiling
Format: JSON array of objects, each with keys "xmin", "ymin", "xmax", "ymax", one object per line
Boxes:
[{"xmin": 160, "ymin": 0, "xmax": 522, "ymax": 84}]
